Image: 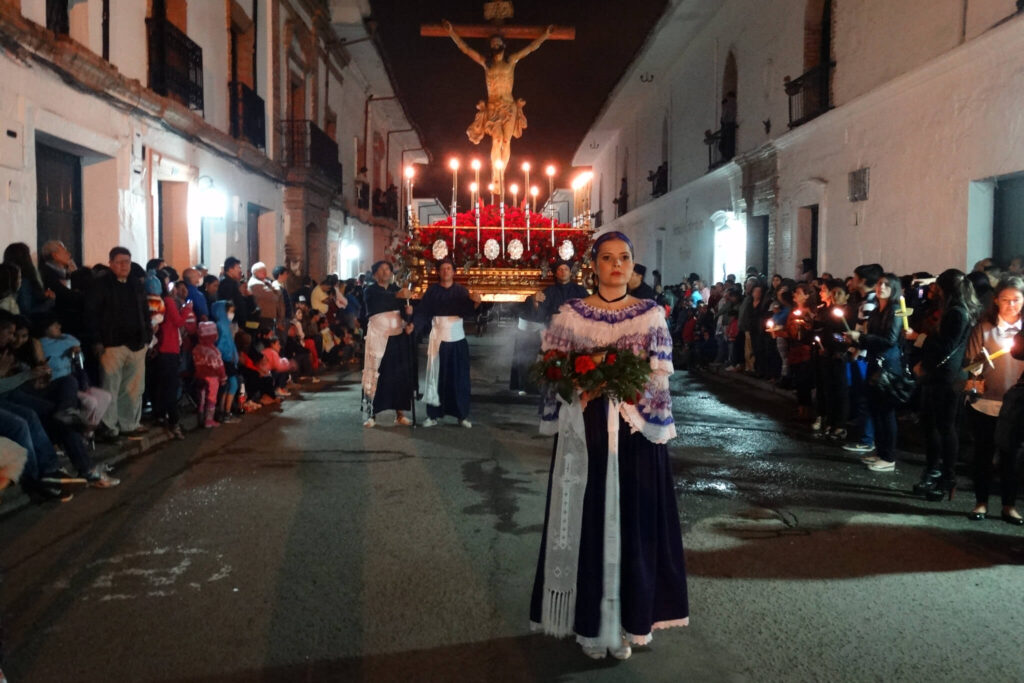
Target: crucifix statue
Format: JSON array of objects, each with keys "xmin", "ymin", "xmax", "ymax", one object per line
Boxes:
[{"xmin": 422, "ymin": 2, "xmax": 574, "ymax": 195}]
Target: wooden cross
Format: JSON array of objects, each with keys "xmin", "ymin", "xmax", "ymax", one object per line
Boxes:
[{"xmin": 420, "ymin": 1, "xmax": 575, "ymax": 42}]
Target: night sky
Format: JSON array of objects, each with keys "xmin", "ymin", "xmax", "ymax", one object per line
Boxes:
[{"xmin": 369, "ymin": 0, "xmax": 667, "ymax": 201}]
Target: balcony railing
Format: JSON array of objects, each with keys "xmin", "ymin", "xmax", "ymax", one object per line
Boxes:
[
  {"xmin": 229, "ymin": 81, "xmax": 266, "ymax": 149},
  {"xmin": 784, "ymin": 61, "xmax": 834, "ymax": 128},
  {"xmin": 704, "ymin": 124, "xmax": 736, "ymax": 171},
  {"xmin": 278, "ymin": 120, "xmax": 343, "ymax": 189},
  {"xmin": 146, "ymin": 16, "xmax": 204, "ymax": 111}
]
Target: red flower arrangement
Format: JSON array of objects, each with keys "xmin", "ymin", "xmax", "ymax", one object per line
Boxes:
[
  {"xmin": 531, "ymin": 347, "xmax": 650, "ymax": 404},
  {"xmin": 394, "ymin": 204, "xmax": 592, "ymax": 270}
]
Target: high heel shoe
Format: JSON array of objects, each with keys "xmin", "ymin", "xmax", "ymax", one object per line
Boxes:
[
  {"xmin": 912, "ymin": 469, "xmax": 942, "ymax": 494},
  {"xmin": 924, "ymin": 479, "xmax": 956, "ymax": 502}
]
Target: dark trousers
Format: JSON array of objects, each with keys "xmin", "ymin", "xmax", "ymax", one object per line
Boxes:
[
  {"xmin": 970, "ymin": 408, "xmax": 1020, "ymax": 507},
  {"xmin": 153, "ymin": 352, "xmax": 181, "ymax": 426},
  {"xmin": 792, "ymin": 360, "xmax": 813, "ymax": 407},
  {"xmin": 921, "ymin": 381, "xmax": 961, "ymax": 479},
  {"xmin": 0, "ymin": 395, "xmax": 92, "ymax": 476},
  {"xmin": 869, "ymin": 396, "xmax": 898, "ymax": 462},
  {"xmin": 816, "ymin": 356, "xmax": 849, "ymax": 429},
  {"xmin": 849, "ymin": 359, "xmax": 875, "ymax": 445}
]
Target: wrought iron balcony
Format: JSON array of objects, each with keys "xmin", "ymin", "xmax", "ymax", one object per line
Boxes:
[
  {"xmin": 229, "ymin": 81, "xmax": 266, "ymax": 149},
  {"xmin": 704, "ymin": 125, "xmax": 736, "ymax": 171},
  {"xmin": 278, "ymin": 120, "xmax": 343, "ymax": 189},
  {"xmin": 784, "ymin": 61, "xmax": 834, "ymax": 128},
  {"xmin": 146, "ymin": 16, "xmax": 204, "ymax": 111}
]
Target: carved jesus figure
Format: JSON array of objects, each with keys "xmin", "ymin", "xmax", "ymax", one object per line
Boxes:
[{"xmin": 443, "ymin": 20, "xmax": 554, "ymax": 189}]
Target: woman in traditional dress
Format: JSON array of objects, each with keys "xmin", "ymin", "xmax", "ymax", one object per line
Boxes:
[
  {"xmin": 413, "ymin": 260, "xmax": 481, "ymax": 428},
  {"xmin": 530, "ymin": 231, "xmax": 689, "ymax": 661},
  {"xmin": 361, "ymin": 261, "xmax": 415, "ymax": 428}
]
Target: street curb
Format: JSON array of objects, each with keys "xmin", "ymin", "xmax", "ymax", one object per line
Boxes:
[{"xmin": 693, "ymin": 366, "xmax": 798, "ymax": 404}]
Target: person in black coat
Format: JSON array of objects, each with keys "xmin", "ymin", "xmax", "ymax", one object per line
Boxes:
[
  {"xmin": 846, "ymin": 273, "xmax": 905, "ymax": 472},
  {"xmin": 912, "ymin": 269, "xmax": 981, "ymax": 500},
  {"xmin": 628, "ymin": 263, "xmax": 658, "ymax": 301},
  {"xmin": 218, "ymin": 257, "xmax": 249, "ymax": 325},
  {"xmin": 84, "ymin": 247, "xmax": 152, "ymax": 437}
]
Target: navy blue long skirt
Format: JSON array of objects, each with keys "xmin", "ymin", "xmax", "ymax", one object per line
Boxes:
[
  {"xmin": 529, "ymin": 397, "xmax": 689, "ymax": 638},
  {"xmin": 427, "ymin": 339, "xmax": 471, "ymax": 420},
  {"xmin": 372, "ymin": 333, "xmax": 415, "ymax": 415}
]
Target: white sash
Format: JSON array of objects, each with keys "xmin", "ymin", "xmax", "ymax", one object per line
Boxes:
[
  {"xmin": 423, "ymin": 316, "xmax": 465, "ymax": 406},
  {"xmin": 361, "ymin": 311, "xmax": 405, "ymax": 400},
  {"xmin": 539, "ymin": 397, "xmax": 623, "ymax": 646}
]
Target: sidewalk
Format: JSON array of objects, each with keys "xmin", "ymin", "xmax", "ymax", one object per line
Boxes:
[{"xmin": 0, "ymin": 371, "xmax": 354, "ymax": 518}]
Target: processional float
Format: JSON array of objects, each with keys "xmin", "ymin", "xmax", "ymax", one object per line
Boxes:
[{"xmin": 394, "ymin": 1, "xmax": 594, "ymax": 302}]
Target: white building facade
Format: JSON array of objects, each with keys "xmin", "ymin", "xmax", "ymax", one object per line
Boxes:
[
  {"xmin": 0, "ymin": 0, "xmax": 423, "ymax": 280},
  {"xmin": 575, "ymin": 0, "xmax": 1024, "ymax": 284}
]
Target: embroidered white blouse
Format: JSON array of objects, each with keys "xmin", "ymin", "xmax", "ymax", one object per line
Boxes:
[{"xmin": 540, "ymin": 298, "xmax": 676, "ymax": 444}]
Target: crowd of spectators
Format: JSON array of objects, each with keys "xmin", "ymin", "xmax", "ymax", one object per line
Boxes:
[
  {"xmin": 665, "ymin": 255, "xmax": 1024, "ymax": 523},
  {"xmin": 0, "ymin": 241, "xmax": 366, "ymax": 503}
]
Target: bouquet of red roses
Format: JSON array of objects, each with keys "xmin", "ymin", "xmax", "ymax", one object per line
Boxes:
[{"xmin": 530, "ymin": 346, "xmax": 651, "ymax": 404}]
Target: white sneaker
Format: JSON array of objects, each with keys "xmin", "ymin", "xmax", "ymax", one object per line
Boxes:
[
  {"xmin": 422, "ymin": 418, "xmax": 438, "ymax": 427},
  {"xmin": 459, "ymin": 419, "xmax": 472, "ymax": 429},
  {"xmin": 867, "ymin": 459, "xmax": 895, "ymax": 472},
  {"xmin": 363, "ymin": 418, "xmax": 376, "ymax": 428}
]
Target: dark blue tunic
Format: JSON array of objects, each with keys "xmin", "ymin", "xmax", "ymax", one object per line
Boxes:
[
  {"xmin": 415, "ymin": 283, "xmax": 477, "ymax": 420},
  {"xmin": 364, "ymin": 283, "xmax": 415, "ymax": 414}
]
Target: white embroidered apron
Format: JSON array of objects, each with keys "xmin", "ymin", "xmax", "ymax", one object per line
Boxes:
[{"xmin": 539, "ymin": 396, "xmax": 623, "ymax": 650}]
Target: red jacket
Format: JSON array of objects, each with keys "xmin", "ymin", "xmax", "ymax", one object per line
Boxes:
[{"xmin": 157, "ymin": 296, "xmax": 187, "ymax": 354}]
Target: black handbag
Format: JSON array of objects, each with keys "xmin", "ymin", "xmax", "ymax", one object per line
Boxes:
[{"xmin": 868, "ymin": 352, "xmax": 916, "ymax": 405}]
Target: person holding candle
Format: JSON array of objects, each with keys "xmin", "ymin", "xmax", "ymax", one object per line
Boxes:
[
  {"xmin": 911, "ymin": 269, "xmax": 981, "ymax": 499},
  {"xmin": 845, "ymin": 273, "xmax": 905, "ymax": 472},
  {"xmin": 962, "ymin": 277, "xmax": 1024, "ymax": 522},
  {"xmin": 783, "ymin": 283, "xmax": 815, "ymax": 420},
  {"xmin": 813, "ymin": 281, "xmax": 851, "ymax": 439},
  {"xmin": 361, "ymin": 261, "xmax": 416, "ymax": 428}
]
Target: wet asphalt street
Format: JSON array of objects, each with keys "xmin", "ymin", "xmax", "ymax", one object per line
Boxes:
[{"xmin": 1, "ymin": 322, "xmax": 1023, "ymax": 682}]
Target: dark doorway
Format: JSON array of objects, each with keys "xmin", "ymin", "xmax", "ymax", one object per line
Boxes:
[
  {"xmin": 35, "ymin": 142, "xmax": 82, "ymax": 264},
  {"xmin": 994, "ymin": 175, "xmax": 1024, "ymax": 266},
  {"xmin": 247, "ymin": 203, "xmax": 261, "ymax": 268},
  {"xmin": 747, "ymin": 214, "xmax": 770, "ymax": 275},
  {"xmin": 796, "ymin": 204, "xmax": 819, "ymax": 278}
]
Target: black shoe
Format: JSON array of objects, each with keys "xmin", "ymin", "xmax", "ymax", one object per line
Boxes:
[
  {"xmin": 924, "ymin": 479, "xmax": 956, "ymax": 502},
  {"xmin": 1000, "ymin": 512, "xmax": 1024, "ymax": 526},
  {"xmin": 966, "ymin": 510, "xmax": 987, "ymax": 521},
  {"xmin": 94, "ymin": 426, "xmax": 119, "ymax": 444},
  {"xmin": 912, "ymin": 469, "xmax": 943, "ymax": 494}
]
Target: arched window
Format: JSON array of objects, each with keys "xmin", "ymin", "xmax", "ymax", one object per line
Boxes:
[
  {"xmin": 786, "ymin": 0, "xmax": 833, "ymax": 126},
  {"xmin": 719, "ymin": 52, "xmax": 738, "ymax": 162}
]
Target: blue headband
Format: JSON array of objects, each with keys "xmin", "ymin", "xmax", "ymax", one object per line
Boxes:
[{"xmin": 590, "ymin": 231, "xmax": 634, "ymax": 261}]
